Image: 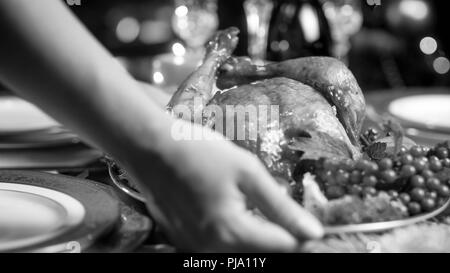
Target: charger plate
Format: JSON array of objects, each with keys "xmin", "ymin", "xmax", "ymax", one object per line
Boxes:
[{"xmin": 0, "ymin": 171, "xmax": 120, "ymax": 252}]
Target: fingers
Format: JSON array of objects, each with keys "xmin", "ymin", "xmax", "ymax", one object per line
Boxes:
[
  {"xmin": 239, "ymin": 164, "xmax": 324, "ymax": 240},
  {"xmin": 231, "ymin": 212, "xmax": 303, "ymax": 252}
]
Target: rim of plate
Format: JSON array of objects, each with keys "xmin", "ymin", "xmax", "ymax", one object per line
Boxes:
[
  {"xmin": 388, "ymin": 94, "xmax": 450, "ymax": 133},
  {"xmin": 0, "ymin": 96, "xmax": 60, "ymax": 135},
  {"xmin": 0, "ymin": 183, "xmax": 85, "ymax": 252},
  {"xmin": 324, "ymin": 198, "xmax": 450, "ymax": 235}
]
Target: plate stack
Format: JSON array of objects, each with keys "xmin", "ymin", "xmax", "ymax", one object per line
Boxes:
[
  {"xmin": 0, "ymin": 170, "xmax": 152, "ymax": 253},
  {"xmin": 0, "ymin": 97, "xmax": 152, "ymax": 252},
  {"xmin": 0, "ymin": 96, "xmax": 102, "ymax": 171}
]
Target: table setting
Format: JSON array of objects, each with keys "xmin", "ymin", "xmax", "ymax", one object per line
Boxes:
[{"xmin": 1, "ymin": 0, "xmax": 450, "ymax": 254}]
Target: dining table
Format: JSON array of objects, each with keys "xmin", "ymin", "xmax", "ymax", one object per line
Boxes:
[{"xmin": 1, "ymin": 86, "xmax": 450, "ymax": 253}]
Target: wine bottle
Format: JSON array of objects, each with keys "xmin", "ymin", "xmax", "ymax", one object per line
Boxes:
[{"xmin": 267, "ymin": 0, "xmax": 332, "ymax": 61}]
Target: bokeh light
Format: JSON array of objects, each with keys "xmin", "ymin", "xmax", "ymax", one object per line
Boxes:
[
  {"xmin": 153, "ymin": 71, "xmax": 165, "ymax": 84},
  {"xmin": 399, "ymin": 0, "xmax": 429, "ymax": 21},
  {"xmin": 419, "ymin": 37, "xmax": 438, "ymax": 55},
  {"xmin": 172, "ymin": 42, "xmax": 186, "ymax": 57},
  {"xmin": 433, "ymin": 57, "xmax": 450, "ymax": 75},
  {"xmin": 175, "ymin": 5, "xmax": 188, "ymax": 17},
  {"xmin": 116, "ymin": 17, "xmax": 140, "ymax": 43}
]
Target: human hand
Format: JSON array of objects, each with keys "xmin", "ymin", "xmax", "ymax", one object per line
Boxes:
[{"xmin": 125, "ymin": 120, "xmax": 323, "ymax": 252}]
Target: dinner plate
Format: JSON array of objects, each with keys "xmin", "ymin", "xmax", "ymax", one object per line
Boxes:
[
  {"xmin": 365, "ymin": 88, "xmax": 450, "ymax": 147},
  {"xmin": 388, "ymin": 94, "xmax": 450, "ymax": 133},
  {"xmin": 0, "ymin": 143, "xmax": 103, "ymax": 171},
  {"xmin": 0, "ymin": 96, "xmax": 60, "ymax": 135},
  {"xmin": 324, "ymin": 198, "xmax": 450, "ymax": 235},
  {"xmin": 0, "ymin": 129, "xmax": 79, "ymax": 150},
  {"xmin": 0, "ymin": 183, "xmax": 85, "ymax": 252},
  {"xmin": 0, "ymin": 171, "xmax": 120, "ymax": 252}
]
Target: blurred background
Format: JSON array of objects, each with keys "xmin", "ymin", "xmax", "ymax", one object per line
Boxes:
[
  {"xmin": 1, "ymin": 0, "xmax": 449, "ymax": 91},
  {"xmin": 57, "ymin": 0, "xmax": 450, "ymax": 91}
]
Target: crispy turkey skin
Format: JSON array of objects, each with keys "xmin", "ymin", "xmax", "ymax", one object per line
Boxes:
[{"xmin": 167, "ymin": 28, "xmax": 364, "ymax": 181}]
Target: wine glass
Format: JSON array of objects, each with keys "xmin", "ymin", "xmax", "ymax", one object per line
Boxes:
[
  {"xmin": 151, "ymin": 0, "xmax": 218, "ymax": 93},
  {"xmin": 171, "ymin": 0, "xmax": 219, "ymax": 54},
  {"xmin": 321, "ymin": 0, "xmax": 363, "ymax": 63},
  {"xmin": 243, "ymin": 0, "xmax": 274, "ymax": 63}
]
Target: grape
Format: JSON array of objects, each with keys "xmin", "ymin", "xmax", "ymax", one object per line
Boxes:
[
  {"xmin": 399, "ymin": 146, "xmax": 408, "ymax": 155},
  {"xmin": 349, "ymin": 170, "xmax": 362, "ymax": 184},
  {"xmin": 443, "ymin": 158, "xmax": 450, "ymax": 168},
  {"xmin": 426, "ymin": 191, "xmax": 438, "ymax": 199},
  {"xmin": 399, "ymin": 193, "xmax": 411, "ymax": 204},
  {"xmin": 381, "ymin": 170, "xmax": 397, "ymax": 183},
  {"xmin": 362, "ymin": 175, "xmax": 378, "ymax": 187},
  {"xmin": 436, "ymin": 147, "xmax": 449, "ymax": 159},
  {"xmin": 335, "ymin": 169, "xmax": 350, "ymax": 184},
  {"xmin": 426, "ymin": 177, "xmax": 441, "ymax": 191},
  {"xmin": 400, "ymin": 165, "xmax": 416, "ymax": 178},
  {"xmin": 378, "ymin": 158, "xmax": 393, "ymax": 171},
  {"xmin": 323, "ymin": 159, "xmax": 338, "ymax": 172},
  {"xmin": 364, "ymin": 128, "xmax": 380, "ymax": 142},
  {"xmin": 421, "ymin": 198, "xmax": 436, "ymax": 212},
  {"xmin": 411, "ymin": 188, "xmax": 426, "ymax": 201},
  {"xmin": 355, "ymin": 160, "xmax": 369, "ymax": 171},
  {"xmin": 338, "ymin": 159, "xmax": 354, "ymax": 171},
  {"xmin": 408, "ymin": 202, "xmax": 422, "ymax": 215},
  {"xmin": 437, "ymin": 185, "xmax": 450, "ymax": 197},
  {"xmin": 388, "ymin": 190, "xmax": 399, "ymax": 198},
  {"xmin": 422, "ymin": 169, "xmax": 434, "ymax": 180},
  {"xmin": 401, "ymin": 154, "xmax": 414, "ymax": 165},
  {"xmin": 366, "ymin": 162, "xmax": 379, "ymax": 173},
  {"xmin": 413, "ymin": 158, "xmax": 428, "ymax": 172},
  {"xmin": 326, "ymin": 185, "xmax": 346, "ymax": 199},
  {"xmin": 410, "ymin": 146, "xmax": 423, "ymax": 157},
  {"xmin": 323, "ymin": 172, "xmax": 335, "ymax": 184},
  {"xmin": 348, "ymin": 185, "xmax": 363, "ymax": 195},
  {"xmin": 410, "ymin": 175, "xmax": 425, "ymax": 188},
  {"xmin": 429, "ymin": 155, "xmax": 440, "ymax": 162},
  {"xmin": 430, "ymin": 160, "xmax": 443, "ymax": 172},
  {"xmin": 362, "ymin": 187, "xmax": 377, "ymax": 196}
]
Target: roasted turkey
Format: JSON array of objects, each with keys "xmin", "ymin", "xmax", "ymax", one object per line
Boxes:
[{"xmin": 167, "ymin": 27, "xmax": 365, "ymax": 181}]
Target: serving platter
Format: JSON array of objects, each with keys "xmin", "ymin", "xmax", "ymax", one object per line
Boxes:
[
  {"xmin": 108, "ymin": 160, "xmax": 450, "ymax": 236},
  {"xmin": 0, "ymin": 170, "xmax": 120, "ymax": 252},
  {"xmin": 324, "ymin": 198, "xmax": 450, "ymax": 235}
]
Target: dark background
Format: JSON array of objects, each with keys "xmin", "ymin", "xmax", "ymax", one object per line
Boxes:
[
  {"xmin": 2, "ymin": 0, "xmax": 450, "ymax": 92},
  {"xmin": 64, "ymin": 0, "xmax": 450, "ymax": 90}
]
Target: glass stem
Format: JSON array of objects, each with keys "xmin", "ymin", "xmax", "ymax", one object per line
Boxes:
[{"xmin": 244, "ymin": 0, "xmax": 274, "ymax": 63}]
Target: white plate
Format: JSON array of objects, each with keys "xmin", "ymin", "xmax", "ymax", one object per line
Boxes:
[
  {"xmin": 388, "ymin": 94, "xmax": 450, "ymax": 131},
  {"xmin": 0, "ymin": 97, "xmax": 60, "ymax": 135},
  {"xmin": 0, "ymin": 183, "xmax": 85, "ymax": 252}
]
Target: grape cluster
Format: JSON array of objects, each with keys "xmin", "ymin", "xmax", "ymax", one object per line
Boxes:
[
  {"xmin": 314, "ymin": 143, "xmax": 450, "ymax": 216},
  {"xmin": 362, "ymin": 128, "xmax": 381, "ymax": 143}
]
